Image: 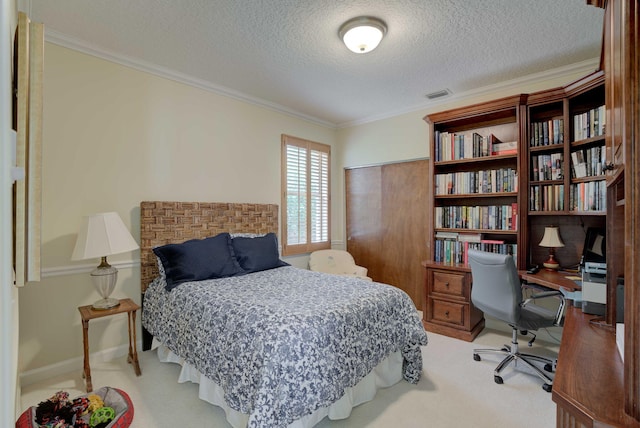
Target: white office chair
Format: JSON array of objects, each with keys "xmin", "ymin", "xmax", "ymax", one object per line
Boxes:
[{"xmin": 308, "ymin": 249, "xmax": 372, "ymax": 281}]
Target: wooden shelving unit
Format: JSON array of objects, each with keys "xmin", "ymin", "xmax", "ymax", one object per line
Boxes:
[
  {"xmin": 422, "ymin": 95, "xmax": 527, "ymax": 340},
  {"xmin": 421, "ymin": 74, "xmax": 607, "ymax": 340},
  {"xmin": 525, "ymin": 71, "xmax": 606, "ymax": 270}
]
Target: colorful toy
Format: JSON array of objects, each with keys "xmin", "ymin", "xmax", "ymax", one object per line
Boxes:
[
  {"xmin": 89, "ymin": 407, "xmax": 115, "ymax": 427},
  {"xmin": 16, "ymin": 387, "xmax": 133, "ymax": 428},
  {"xmin": 34, "ymin": 391, "xmax": 73, "ymax": 427},
  {"xmin": 86, "ymin": 395, "xmax": 104, "ymax": 413},
  {"xmin": 71, "ymin": 397, "xmax": 90, "ymax": 417}
]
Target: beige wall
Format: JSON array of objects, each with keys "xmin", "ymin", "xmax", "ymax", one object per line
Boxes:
[{"xmin": 18, "ymin": 43, "xmax": 336, "ymax": 373}]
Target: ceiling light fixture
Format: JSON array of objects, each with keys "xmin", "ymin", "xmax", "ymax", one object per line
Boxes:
[{"xmin": 339, "ymin": 16, "xmax": 387, "ymax": 54}]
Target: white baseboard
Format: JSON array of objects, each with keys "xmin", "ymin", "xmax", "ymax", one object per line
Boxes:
[{"xmin": 19, "ymin": 340, "xmax": 143, "ymax": 387}]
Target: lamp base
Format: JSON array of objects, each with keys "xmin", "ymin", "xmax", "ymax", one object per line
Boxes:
[
  {"xmin": 543, "ymin": 254, "xmax": 560, "ymax": 271},
  {"xmin": 92, "ymin": 297, "xmax": 121, "ymax": 310},
  {"xmin": 90, "ymin": 261, "xmax": 119, "ymax": 310}
]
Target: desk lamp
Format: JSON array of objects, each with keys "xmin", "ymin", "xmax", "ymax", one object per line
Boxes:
[
  {"xmin": 72, "ymin": 212, "xmax": 139, "ymax": 309},
  {"xmin": 539, "ymin": 226, "xmax": 564, "ymax": 271}
]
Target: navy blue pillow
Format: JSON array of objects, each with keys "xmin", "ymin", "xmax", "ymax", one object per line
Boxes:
[
  {"xmin": 153, "ymin": 232, "xmax": 244, "ymax": 291},
  {"xmin": 231, "ymin": 233, "xmax": 289, "ymax": 273}
]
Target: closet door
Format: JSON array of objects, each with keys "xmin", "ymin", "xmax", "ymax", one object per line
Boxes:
[
  {"xmin": 346, "ymin": 159, "xmax": 429, "ymax": 310},
  {"xmin": 345, "ymin": 166, "xmax": 383, "ymax": 281},
  {"xmin": 380, "ymin": 160, "xmax": 429, "ymax": 310}
]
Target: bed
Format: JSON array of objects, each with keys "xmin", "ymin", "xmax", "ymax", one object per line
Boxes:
[{"xmin": 140, "ymin": 201, "xmax": 428, "ymax": 428}]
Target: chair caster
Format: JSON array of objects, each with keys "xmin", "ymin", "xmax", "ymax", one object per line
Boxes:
[
  {"xmin": 542, "ymin": 383, "xmax": 552, "ymax": 392},
  {"xmin": 473, "ymin": 353, "xmax": 481, "ymax": 361},
  {"xmin": 494, "ymin": 375, "xmax": 503, "ymax": 384},
  {"xmin": 544, "ymin": 362, "xmax": 554, "ymax": 372}
]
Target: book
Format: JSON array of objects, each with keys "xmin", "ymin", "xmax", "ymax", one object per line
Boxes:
[
  {"xmin": 552, "ymin": 152, "xmax": 563, "ymax": 180},
  {"xmin": 480, "ymin": 239, "xmax": 505, "ymax": 244},
  {"xmin": 556, "ymin": 118, "xmax": 564, "ymax": 144},
  {"xmin": 552, "ymin": 118, "xmax": 559, "ymax": 144},
  {"xmin": 472, "ymin": 132, "xmax": 483, "ymax": 158},
  {"xmin": 571, "ymin": 151, "xmax": 587, "ymax": 178},
  {"xmin": 435, "ymin": 231, "xmax": 459, "ymax": 239},
  {"xmin": 457, "ymin": 233, "xmax": 482, "ymax": 243},
  {"xmin": 491, "ymin": 139, "xmax": 517, "ymax": 155}
]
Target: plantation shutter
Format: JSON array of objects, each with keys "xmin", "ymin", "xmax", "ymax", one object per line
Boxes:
[{"xmin": 281, "ymin": 135, "xmax": 331, "ymax": 255}]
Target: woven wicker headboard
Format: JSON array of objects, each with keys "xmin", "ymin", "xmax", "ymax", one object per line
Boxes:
[{"xmin": 140, "ymin": 201, "xmax": 279, "ymax": 293}]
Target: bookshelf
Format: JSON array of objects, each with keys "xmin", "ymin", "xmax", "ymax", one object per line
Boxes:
[
  {"xmin": 528, "ymin": 96, "xmax": 565, "ymax": 214},
  {"xmin": 427, "ymin": 96, "xmax": 527, "ymax": 267},
  {"xmin": 568, "ymin": 81, "xmax": 606, "ymax": 214},
  {"xmin": 421, "ymin": 73, "xmax": 607, "ymax": 340},
  {"xmin": 525, "ymin": 71, "xmax": 606, "ymax": 270},
  {"xmin": 422, "ymin": 94, "xmax": 527, "ymax": 340}
]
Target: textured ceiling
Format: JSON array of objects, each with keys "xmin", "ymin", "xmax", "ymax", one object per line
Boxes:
[{"xmin": 26, "ymin": 0, "xmax": 604, "ymax": 127}]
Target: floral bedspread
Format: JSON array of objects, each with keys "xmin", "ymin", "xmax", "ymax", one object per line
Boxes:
[{"xmin": 142, "ymin": 266, "xmax": 428, "ymax": 428}]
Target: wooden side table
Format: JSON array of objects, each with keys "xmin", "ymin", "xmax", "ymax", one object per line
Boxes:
[{"xmin": 78, "ymin": 298, "xmax": 142, "ymax": 392}]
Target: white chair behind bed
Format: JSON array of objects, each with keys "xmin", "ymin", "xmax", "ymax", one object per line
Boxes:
[{"xmin": 309, "ymin": 249, "xmax": 372, "ymax": 281}]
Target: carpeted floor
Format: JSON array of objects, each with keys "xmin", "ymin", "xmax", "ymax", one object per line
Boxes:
[{"xmin": 20, "ymin": 327, "xmax": 559, "ymax": 427}]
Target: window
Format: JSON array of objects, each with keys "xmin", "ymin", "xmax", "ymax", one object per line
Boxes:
[{"xmin": 281, "ymin": 134, "xmax": 330, "ymax": 255}]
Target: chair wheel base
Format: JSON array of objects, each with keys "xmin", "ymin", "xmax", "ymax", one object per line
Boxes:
[
  {"xmin": 543, "ymin": 383, "xmax": 552, "ymax": 392},
  {"xmin": 544, "ymin": 362, "xmax": 554, "ymax": 372},
  {"xmin": 494, "ymin": 375, "xmax": 503, "ymax": 384},
  {"xmin": 473, "ymin": 353, "xmax": 481, "ymax": 361}
]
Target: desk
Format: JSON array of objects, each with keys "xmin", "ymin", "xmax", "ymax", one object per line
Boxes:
[
  {"xmin": 78, "ymin": 298, "xmax": 142, "ymax": 392},
  {"xmin": 523, "ymin": 274, "xmax": 638, "ymax": 426},
  {"xmin": 553, "ymin": 307, "xmax": 638, "ymax": 427},
  {"xmin": 520, "ymin": 270, "xmax": 582, "ymax": 292}
]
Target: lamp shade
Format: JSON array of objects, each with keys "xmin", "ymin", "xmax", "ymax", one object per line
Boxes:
[
  {"xmin": 539, "ymin": 226, "xmax": 564, "ymax": 248},
  {"xmin": 339, "ymin": 16, "xmax": 387, "ymax": 54},
  {"xmin": 72, "ymin": 212, "xmax": 139, "ymax": 260}
]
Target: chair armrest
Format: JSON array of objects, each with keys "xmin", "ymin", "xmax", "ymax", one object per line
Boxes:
[
  {"xmin": 353, "ymin": 265, "xmax": 368, "ymax": 277},
  {"xmin": 522, "ymin": 290, "xmax": 566, "ymax": 326},
  {"xmin": 529, "ymin": 290, "xmax": 563, "ymax": 300},
  {"xmin": 522, "ymin": 290, "xmax": 564, "ymax": 308}
]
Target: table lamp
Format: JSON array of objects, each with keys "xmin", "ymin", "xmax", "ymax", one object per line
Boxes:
[
  {"xmin": 539, "ymin": 226, "xmax": 564, "ymax": 271},
  {"xmin": 72, "ymin": 212, "xmax": 139, "ymax": 309}
]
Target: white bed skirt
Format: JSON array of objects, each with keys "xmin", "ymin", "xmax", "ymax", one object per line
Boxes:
[{"xmin": 152, "ymin": 339, "xmax": 403, "ymax": 428}]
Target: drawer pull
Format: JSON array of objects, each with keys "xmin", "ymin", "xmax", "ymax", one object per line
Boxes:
[
  {"xmin": 445, "ymin": 310, "xmax": 450, "ymax": 317},
  {"xmin": 444, "ymin": 282, "xmax": 449, "ymax": 288}
]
